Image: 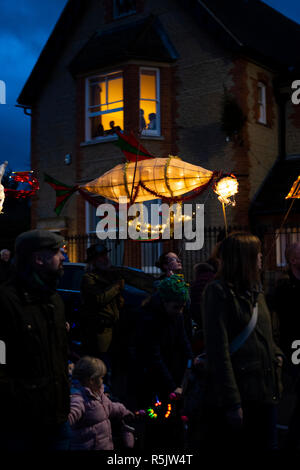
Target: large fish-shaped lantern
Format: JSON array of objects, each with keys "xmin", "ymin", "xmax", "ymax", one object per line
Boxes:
[
  {"xmin": 82, "ymin": 156, "xmax": 216, "ymax": 203},
  {"xmin": 44, "ymin": 131, "xmax": 238, "ymax": 215}
]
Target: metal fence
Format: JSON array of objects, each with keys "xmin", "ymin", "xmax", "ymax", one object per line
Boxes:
[
  {"xmin": 1, "ymin": 224, "xmax": 298, "ymax": 294},
  {"xmin": 65, "ymin": 233, "xmax": 124, "ymax": 266},
  {"xmin": 64, "ymin": 224, "xmax": 300, "ymax": 290}
]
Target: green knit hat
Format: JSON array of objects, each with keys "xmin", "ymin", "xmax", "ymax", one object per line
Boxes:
[{"xmin": 158, "ymin": 274, "xmax": 189, "ymax": 303}]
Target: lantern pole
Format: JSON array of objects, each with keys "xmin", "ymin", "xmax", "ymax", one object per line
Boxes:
[{"xmin": 221, "ymin": 202, "xmax": 228, "ymax": 237}]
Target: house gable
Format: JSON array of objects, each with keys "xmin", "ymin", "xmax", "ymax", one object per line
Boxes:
[
  {"xmin": 17, "ymin": 0, "xmax": 300, "ymax": 106},
  {"xmin": 69, "ymin": 16, "xmax": 178, "ymax": 77}
]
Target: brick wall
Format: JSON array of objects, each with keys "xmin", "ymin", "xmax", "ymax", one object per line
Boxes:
[
  {"xmin": 286, "ymin": 99, "xmax": 300, "ymax": 155},
  {"xmin": 247, "ymin": 62, "xmax": 279, "ymax": 206}
]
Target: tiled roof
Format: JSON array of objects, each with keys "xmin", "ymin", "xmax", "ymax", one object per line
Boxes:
[{"xmin": 198, "ymin": 0, "xmax": 300, "ymax": 70}]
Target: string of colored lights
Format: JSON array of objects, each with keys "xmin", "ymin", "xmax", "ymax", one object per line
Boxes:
[{"xmin": 135, "ymin": 395, "xmax": 188, "ymax": 423}]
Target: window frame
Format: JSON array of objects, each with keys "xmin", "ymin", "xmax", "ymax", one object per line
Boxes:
[
  {"xmin": 257, "ymin": 81, "xmax": 267, "ymax": 125},
  {"xmin": 113, "ymin": 0, "xmax": 136, "ymax": 19},
  {"xmin": 139, "ymin": 67, "xmax": 161, "ymax": 137},
  {"xmin": 85, "ymin": 70, "xmax": 124, "ymax": 142}
]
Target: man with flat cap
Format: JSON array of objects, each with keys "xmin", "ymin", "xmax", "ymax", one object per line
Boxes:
[
  {"xmin": 0, "ymin": 229, "xmax": 70, "ymax": 451},
  {"xmin": 80, "ymin": 242, "xmax": 125, "ymax": 388}
]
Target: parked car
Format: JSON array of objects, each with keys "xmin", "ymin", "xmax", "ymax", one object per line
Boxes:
[{"xmin": 57, "ymin": 262, "xmax": 155, "ymax": 354}]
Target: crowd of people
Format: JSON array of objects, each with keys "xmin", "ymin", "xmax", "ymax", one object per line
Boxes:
[{"xmin": 0, "ymin": 228, "xmax": 299, "ymax": 453}]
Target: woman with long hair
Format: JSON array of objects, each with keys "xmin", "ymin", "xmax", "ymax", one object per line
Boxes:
[{"xmin": 202, "ymin": 231, "xmax": 283, "ymax": 452}]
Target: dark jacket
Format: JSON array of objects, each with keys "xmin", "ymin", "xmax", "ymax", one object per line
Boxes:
[
  {"xmin": 190, "ymin": 264, "xmax": 216, "ymax": 327},
  {"xmin": 136, "ymin": 294, "xmax": 193, "ymax": 400},
  {"xmin": 80, "ymin": 269, "xmax": 123, "ymax": 354},
  {"xmin": 270, "ymin": 270, "xmax": 300, "ymax": 359},
  {"xmin": 203, "ymin": 280, "xmax": 282, "ymax": 410},
  {"xmin": 0, "ymin": 260, "xmax": 12, "ymax": 284},
  {"xmin": 0, "ymin": 273, "xmax": 70, "ymax": 428}
]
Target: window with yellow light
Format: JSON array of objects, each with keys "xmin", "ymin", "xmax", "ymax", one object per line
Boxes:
[
  {"xmin": 140, "ymin": 68, "xmax": 160, "ymax": 136},
  {"xmin": 87, "ymin": 71, "xmax": 123, "ymax": 140}
]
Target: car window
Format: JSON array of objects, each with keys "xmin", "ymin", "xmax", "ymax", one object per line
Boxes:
[{"xmin": 58, "ymin": 265, "xmax": 85, "ymax": 291}]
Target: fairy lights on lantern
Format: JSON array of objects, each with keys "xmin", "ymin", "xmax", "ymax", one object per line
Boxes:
[{"xmin": 125, "ymin": 201, "xmax": 195, "ymax": 240}]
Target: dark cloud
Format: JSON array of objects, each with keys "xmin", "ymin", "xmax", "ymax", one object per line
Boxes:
[
  {"xmin": 0, "ymin": 104, "xmax": 31, "ymax": 170},
  {"xmin": 0, "ymin": 0, "xmax": 68, "ymax": 170}
]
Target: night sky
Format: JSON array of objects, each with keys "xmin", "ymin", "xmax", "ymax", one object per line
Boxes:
[{"xmin": 0, "ymin": 0, "xmax": 300, "ymax": 171}]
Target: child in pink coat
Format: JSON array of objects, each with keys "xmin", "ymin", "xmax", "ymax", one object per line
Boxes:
[{"xmin": 68, "ymin": 356, "xmax": 134, "ymax": 450}]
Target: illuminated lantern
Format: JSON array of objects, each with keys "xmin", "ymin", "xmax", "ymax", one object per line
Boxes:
[
  {"xmin": 213, "ymin": 174, "xmax": 239, "ymax": 205},
  {"xmin": 213, "ymin": 174, "xmax": 239, "ymax": 236},
  {"xmin": 0, "ymin": 161, "xmax": 8, "ymax": 213},
  {"xmin": 82, "ymin": 156, "xmax": 215, "ymax": 203},
  {"xmin": 286, "ymin": 175, "xmax": 300, "ymax": 199}
]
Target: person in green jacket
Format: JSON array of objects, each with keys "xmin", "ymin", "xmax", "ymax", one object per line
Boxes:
[
  {"xmin": 80, "ymin": 243, "xmax": 124, "ymax": 379},
  {"xmin": 202, "ymin": 231, "xmax": 283, "ymax": 452},
  {"xmin": 0, "ymin": 230, "xmax": 70, "ymax": 451}
]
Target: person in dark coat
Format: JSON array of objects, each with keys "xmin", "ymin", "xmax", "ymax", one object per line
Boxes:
[
  {"xmin": 270, "ymin": 242, "xmax": 300, "ymax": 449},
  {"xmin": 189, "ymin": 262, "xmax": 216, "ymax": 356},
  {"xmin": 80, "ymin": 243, "xmax": 125, "ymax": 387},
  {"xmin": 190, "ymin": 263, "xmax": 216, "ymax": 324},
  {"xmin": 271, "ymin": 242, "xmax": 300, "ymax": 360},
  {"xmin": 0, "ymin": 230, "xmax": 70, "ymax": 451},
  {"xmin": 136, "ymin": 275, "xmax": 192, "ymax": 400},
  {"xmin": 136, "ymin": 274, "xmax": 193, "ymax": 449},
  {"xmin": 202, "ymin": 231, "xmax": 283, "ymax": 453},
  {"xmin": 0, "ymin": 248, "xmax": 12, "ymax": 284}
]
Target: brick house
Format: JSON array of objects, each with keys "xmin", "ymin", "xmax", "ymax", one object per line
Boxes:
[{"xmin": 17, "ymin": 0, "xmax": 300, "ymax": 276}]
